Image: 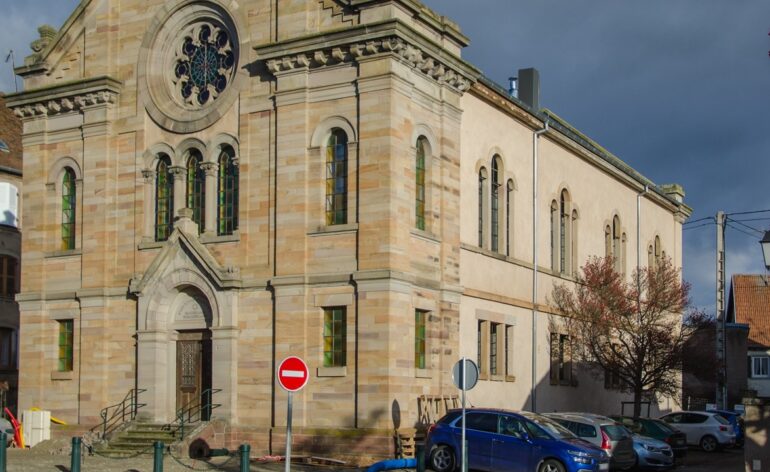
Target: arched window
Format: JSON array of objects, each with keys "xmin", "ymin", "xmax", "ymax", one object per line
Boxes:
[
  {"xmin": 478, "ymin": 167, "xmax": 488, "ymax": 247},
  {"xmin": 559, "ymin": 190, "xmax": 569, "ymax": 275},
  {"xmin": 326, "ymin": 129, "xmax": 348, "ymax": 226},
  {"xmin": 61, "ymin": 168, "xmax": 76, "ymax": 250},
  {"xmin": 218, "ymin": 146, "xmax": 239, "ymax": 235},
  {"xmin": 571, "ymin": 209, "xmax": 579, "ymax": 273},
  {"xmin": 506, "ymin": 180, "xmax": 514, "ymax": 257},
  {"xmin": 415, "ymin": 138, "xmax": 427, "ymax": 231},
  {"xmin": 654, "ymin": 235, "xmax": 662, "ymax": 267},
  {"xmin": 491, "ymin": 156, "xmax": 502, "ymax": 253},
  {"xmin": 186, "ymin": 150, "xmax": 205, "ymax": 233},
  {"xmin": 648, "ymin": 244, "xmax": 654, "ymax": 268},
  {"xmin": 155, "ymin": 154, "xmax": 174, "ymax": 241},
  {"xmin": 612, "ymin": 215, "xmax": 621, "ymax": 273},
  {"xmin": 550, "ymin": 200, "xmax": 558, "ymax": 271}
]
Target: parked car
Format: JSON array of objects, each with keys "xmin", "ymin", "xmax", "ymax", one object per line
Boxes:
[
  {"xmin": 705, "ymin": 409, "xmax": 744, "ymax": 447},
  {"xmin": 626, "ymin": 430, "xmax": 674, "ymax": 470},
  {"xmin": 544, "ymin": 413, "xmax": 636, "ymax": 471},
  {"xmin": 609, "ymin": 416, "xmax": 687, "ymax": 458},
  {"xmin": 425, "ymin": 408, "xmax": 610, "ymax": 472},
  {"xmin": 658, "ymin": 411, "xmax": 735, "ymax": 452}
]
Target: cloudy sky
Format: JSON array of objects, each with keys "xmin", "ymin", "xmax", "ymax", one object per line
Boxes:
[{"xmin": 2, "ymin": 1, "xmax": 769, "ymax": 312}]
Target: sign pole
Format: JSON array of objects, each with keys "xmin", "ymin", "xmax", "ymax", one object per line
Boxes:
[
  {"xmin": 461, "ymin": 357, "xmax": 467, "ymax": 472},
  {"xmin": 285, "ymin": 391, "xmax": 293, "ymax": 472}
]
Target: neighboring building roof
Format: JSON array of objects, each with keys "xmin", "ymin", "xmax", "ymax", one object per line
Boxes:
[
  {"xmin": 728, "ymin": 275, "xmax": 770, "ymax": 349},
  {"xmin": 0, "ymin": 95, "xmax": 22, "ymax": 175}
]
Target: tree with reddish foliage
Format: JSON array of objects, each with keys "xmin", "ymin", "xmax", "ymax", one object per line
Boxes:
[{"xmin": 551, "ymin": 255, "xmax": 706, "ymax": 419}]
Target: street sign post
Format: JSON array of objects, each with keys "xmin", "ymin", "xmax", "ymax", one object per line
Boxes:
[
  {"xmin": 277, "ymin": 356, "xmax": 309, "ymax": 472},
  {"xmin": 452, "ymin": 358, "xmax": 478, "ymax": 472}
]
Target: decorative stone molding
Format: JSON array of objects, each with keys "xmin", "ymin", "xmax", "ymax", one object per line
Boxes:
[
  {"xmin": 6, "ymin": 76, "xmax": 121, "ymax": 119},
  {"xmin": 141, "ymin": 169, "xmax": 156, "ymax": 184},
  {"xmin": 263, "ymin": 36, "xmax": 472, "ymax": 93},
  {"xmin": 200, "ymin": 162, "xmax": 219, "ymax": 177}
]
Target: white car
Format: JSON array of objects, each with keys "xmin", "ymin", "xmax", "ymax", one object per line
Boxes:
[{"xmin": 658, "ymin": 411, "xmax": 735, "ymax": 452}]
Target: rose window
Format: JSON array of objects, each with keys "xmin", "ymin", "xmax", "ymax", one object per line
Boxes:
[{"xmin": 174, "ymin": 24, "xmax": 235, "ymax": 107}]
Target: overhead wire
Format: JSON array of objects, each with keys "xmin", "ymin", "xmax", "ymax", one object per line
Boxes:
[
  {"xmin": 726, "ymin": 217, "xmax": 765, "ymax": 235},
  {"xmin": 725, "ymin": 223, "xmax": 761, "ymax": 239},
  {"xmin": 683, "ymin": 217, "xmax": 715, "ymax": 226},
  {"xmin": 683, "ymin": 223, "xmax": 715, "ymax": 231}
]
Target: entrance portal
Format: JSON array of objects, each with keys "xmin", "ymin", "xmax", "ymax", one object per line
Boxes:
[{"xmin": 176, "ymin": 330, "xmax": 212, "ymax": 421}]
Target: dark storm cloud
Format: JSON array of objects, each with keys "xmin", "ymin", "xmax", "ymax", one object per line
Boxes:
[
  {"xmin": 423, "ymin": 0, "xmax": 770, "ymax": 311},
  {"xmin": 2, "ymin": 0, "xmax": 768, "ymax": 311}
]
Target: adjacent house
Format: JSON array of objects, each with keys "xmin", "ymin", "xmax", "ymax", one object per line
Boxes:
[
  {"xmin": 727, "ymin": 274, "xmax": 770, "ymax": 399},
  {"xmin": 6, "ymin": 0, "xmax": 690, "ymax": 458}
]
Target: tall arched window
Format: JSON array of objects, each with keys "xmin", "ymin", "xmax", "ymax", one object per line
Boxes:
[
  {"xmin": 559, "ymin": 190, "xmax": 569, "ymax": 275},
  {"xmin": 550, "ymin": 200, "xmax": 558, "ymax": 271},
  {"xmin": 506, "ymin": 179, "xmax": 514, "ymax": 257},
  {"xmin": 61, "ymin": 168, "xmax": 76, "ymax": 250},
  {"xmin": 155, "ymin": 154, "xmax": 174, "ymax": 242},
  {"xmin": 326, "ymin": 129, "xmax": 348, "ymax": 226},
  {"xmin": 415, "ymin": 138, "xmax": 427, "ymax": 231},
  {"xmin": 491, "ymin": 156, "xmax": 502, "ymax": 253},
  {"xmin": 186, "ymin": 150, "xmax": 205, "ymax": 233},
  {"xmin": 478, "ymin": 167, "xmax": 488, "ymax": 247},
  {"xmin": 654, "ymin": 235, "xmax": 662, "ymax": 267},
  {"xmin": 218, "ymin": 146, "xmax": 239, "ymax": 235},
  {"xmin": 612, "ymin": 215, "xmax": 621, "ymax": 273}
]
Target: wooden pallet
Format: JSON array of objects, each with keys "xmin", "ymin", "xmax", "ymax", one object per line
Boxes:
[{"xmin": 395, "ymin": 428, "xmax": 425, "ymax": 459}]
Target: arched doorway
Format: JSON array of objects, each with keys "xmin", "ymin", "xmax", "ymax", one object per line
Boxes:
[{"xmin": 172, "ymin": 288, "xmax": 213, "ymax": 421}]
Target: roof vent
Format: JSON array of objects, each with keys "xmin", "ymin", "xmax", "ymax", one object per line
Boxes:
[
  {"xmin": 508, "ymin": 77, "xmax": 518, "ymax": 98},
  {"xmin": 517, "ymin": 68, "xmax": 540, "ymax": 111}
]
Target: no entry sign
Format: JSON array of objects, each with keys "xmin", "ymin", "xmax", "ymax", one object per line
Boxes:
[{"xmin": 277, "ymin": 356, "xmax": 309, "ymax": 392}]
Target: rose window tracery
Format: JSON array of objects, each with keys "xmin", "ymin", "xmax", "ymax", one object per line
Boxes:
[{"xmin": 173, "ymin": 23, "xmax": 235, "ymax": 107}]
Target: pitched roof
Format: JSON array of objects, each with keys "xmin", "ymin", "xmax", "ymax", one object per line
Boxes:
[
  {"xmin": 729, "ymin": 274, "xmax": 770, "ymax": 349},
  {"xmin": 0, "ymin": 95, "xmax": 22, "ymax": 173}
]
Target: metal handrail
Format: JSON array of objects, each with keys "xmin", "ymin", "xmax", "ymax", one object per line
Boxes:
[
  {"xmin": 163, "ymin": 388, "xmax": 222, "ymax": 440},
  {"xmin": 92, "ymin": 389, "xmax": 147, "ymax": 438}
]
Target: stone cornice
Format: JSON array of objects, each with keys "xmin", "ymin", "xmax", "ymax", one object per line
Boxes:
[
  {"xmin": 255, "ymin": 19, "xmax": 478, "ymax": 94},
  {"xmin": 5, "ymin": 76, "xmax": 122, "ymax": 118}
]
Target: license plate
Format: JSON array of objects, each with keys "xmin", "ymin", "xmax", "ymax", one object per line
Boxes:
[{"xmin": 599, "ymin": 464, "xmax": 609, "ymax": 471}]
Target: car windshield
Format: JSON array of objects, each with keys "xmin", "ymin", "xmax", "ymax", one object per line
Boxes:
[
  {"xmin": 522, "ymin": 413, "xmax": 576, "ymax": 439},
  {"xmin": 646, "ymin": 419, "xmax": 676, "ymax": 434},
  {"xmin": 713, "ymin": 415, "xmax": 731, "ymax": 426}
]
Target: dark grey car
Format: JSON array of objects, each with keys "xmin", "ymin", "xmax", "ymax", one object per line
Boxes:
[{"xmin": 545, "ymin": 413, "xmax": 636, "ymax": 470}]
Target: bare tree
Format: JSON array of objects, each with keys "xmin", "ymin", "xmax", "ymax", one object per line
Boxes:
[{"xmin": 551, "ymin": 255, "xmax": 706, "ymax": 419}]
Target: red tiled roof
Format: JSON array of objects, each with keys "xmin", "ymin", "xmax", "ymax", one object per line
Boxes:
[{"xmin": 731, "ymin": 274, "xmax": 770, "ymax": 349}]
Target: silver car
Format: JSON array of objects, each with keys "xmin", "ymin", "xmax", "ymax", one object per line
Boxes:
[
  {"xmin": 658, "ymin": 411, "xmax": 735, "ymax": 452},
  {"xmin": 545, "ymin": 413, "xmax": 636, "ymax": 470}
]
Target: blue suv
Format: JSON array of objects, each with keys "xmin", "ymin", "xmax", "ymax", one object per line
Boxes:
[{"xmin": 425, "ymin": 408, "xmax": 610, "ymax": 472}]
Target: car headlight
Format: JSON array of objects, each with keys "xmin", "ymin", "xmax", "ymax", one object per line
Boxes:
[
  {"xmin": 567, "ymin": 450, "xmax": 593, "ymax": 465},
  {"xmin": 642, "ymin": 444, "xmax": 662, "ymax": 452}
]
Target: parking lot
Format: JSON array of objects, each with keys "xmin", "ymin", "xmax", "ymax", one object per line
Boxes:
[{"xmin": 672, "ymin": 447, "xmax": 743, "ymax": 472}]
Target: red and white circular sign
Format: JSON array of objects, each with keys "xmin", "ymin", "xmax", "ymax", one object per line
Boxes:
[{"xmin": 277, "ymin": 356, "xmax": 309, "ymax": 392}]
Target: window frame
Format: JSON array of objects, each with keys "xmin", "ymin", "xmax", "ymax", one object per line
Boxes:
[
  {"xmin": 186, "ymin": 151, "xmax": 206, "ymax": 233},
  {"xmin": 752, "ymin": 356, "xmax": 769, "ymax": 378},
  {"xmin": 323, "ymin": 307, "xmax": 347, "ymax": 368},
  {"xmin": 415, "ymin": 309, "xmax": 427, "ymax": 370},
  {"xmin": 415, "ymin": 138, "xmax": 427, "ymax": 231},
  {"xmin": 155, "ymin": 155, "xmax": 174, "ymax": 242},
  {"xmin": 61, "ymin": 168, "xmax": 77, "ymax": 250},
  {"xmin": 490, "ymin": 157, "xmax": 501, "ymax": 253},
  {"xmin": 217, "ymin": 146, "xmax": 239, "ymax": 236},
  {"xmin": 325, "ymin": 129, "xmax": 348, "ymax": 226},
  {"xmin": 58, "ymin": 320, "xmax": 74, "ymax": 372},
  {"xmin": 0, "ymin": 256, "xmax": 17, "ymax": 300}
]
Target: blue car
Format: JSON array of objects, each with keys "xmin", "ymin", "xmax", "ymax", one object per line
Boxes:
[
  {"xmin": 629, "ymin": 433, "xmax": 674, "ymax": 469},
  {"xmin": 425, "ymin": 408, "xmax": 610, "ymax": 472},
  {"xmin": 705, "ymin": 409, "xmax": 744, "ymax": 447}
]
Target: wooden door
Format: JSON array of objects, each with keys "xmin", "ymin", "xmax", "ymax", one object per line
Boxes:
[{"xmin": 176, "ymin": 331, "xmax": 212, "ymax": 421}]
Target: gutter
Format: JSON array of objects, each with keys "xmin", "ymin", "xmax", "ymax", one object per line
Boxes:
[{"xmin": 531, "ymin": 120, "xmax": 549, "ymax": 413}]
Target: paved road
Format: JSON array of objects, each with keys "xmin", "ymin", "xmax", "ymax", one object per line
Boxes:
[{"xmin": 670, "ymin": 448, "xmax": 742, "ymax": 472}]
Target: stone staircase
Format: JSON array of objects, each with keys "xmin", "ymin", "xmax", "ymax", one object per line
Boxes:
[{"xmin": 95, "ymin": 423, "xmax": 179, "ymax": 457}]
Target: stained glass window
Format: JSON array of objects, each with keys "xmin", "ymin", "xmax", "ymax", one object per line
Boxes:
[
  {"xmin": 61, "ymin": 168, "xmax": 76, "ymax": 250},
  {"xmin": 325, "ymin": 130, "xmax": 348, "ymax": 226},
  {"xmin": 217, "ymin": 147, "xmax": 239, "ymax": 235},
  {"xmin": 323, "ymin": 307, "xmax": 346, "ymax": 368},
  {"xmin": 175, "ymin": 24, "xmax": 235, "ymax": 106},
  {"xmin": 415, "ymin": 310, "xmax": 427, "ymax": 369},
  {"xmin": 415, "ymin": 139, "xmax": 426, "ymax": 231},
  {"xmin": 58, "ymin": 320, "xmax": 74, "ymax": 372},
  {"xmin": 186, "ymin": 151, "xmax": 205, "ymax": 233},
  {"xmin": 156, "ymin": 155, "xmax": 174, "ymax": 241}
]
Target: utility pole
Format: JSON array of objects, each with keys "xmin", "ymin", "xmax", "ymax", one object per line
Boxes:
[{"xmin": 715, "ymin": 211, "xmax": 727, "ymax": 409}]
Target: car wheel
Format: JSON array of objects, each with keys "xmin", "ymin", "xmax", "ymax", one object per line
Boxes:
[
  {"xmin": 538, "ymin": 458, "xmax": 566, "ymax": 472},
  {"xmin": 430, "ymin": 445, "xmax": 456, "ymax": 472},
  {"xmin": 700, "ymin": 435, "xmax": 718, "ymax": 452}
]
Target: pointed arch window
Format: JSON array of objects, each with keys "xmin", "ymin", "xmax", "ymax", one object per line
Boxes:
[
  {"xmin": 478, "ymin": 168, "xmax": 488, "ymax": 247},
  {"xmin": 550, "ymin": 200, "xmax": 558, "ymax": 271},
  {"xmin": 506, "ymin": 180, "xmax": 514, "ymax": 256},
  {"xmin": 654, "ymin": 235, "xmax": 662, "ymax": 267},
  {"xmin": 491, "ymin": 156, "xmax": 502, "ymax": 253},
  {"xmin": 218, "ymin": 146, "xmax": 239, "ymax": 236},
  {"xmin": 186, "ymin": 150, "xmax": 205, "ymax": 233},
  {"xmin": 612, "ymin": 216, "xmax": 622, "ymax": 273},
  {"xmin": 415, "ymin": 138, "xmax": 427, "ymax": 231},
  {"xmin": 155, "ymin": 154, "xmax": 174, "ymax": 241},
  {"xmin": 559, "ymin": 191, "xmax": 568, "ymax": 274},
  {"xmin": 326, "ymin": 129, "xmax": 348, "ymax": 226},
  {"xmin": 61, "ymin": 168, "xmax": 77, "ymax": 250}
]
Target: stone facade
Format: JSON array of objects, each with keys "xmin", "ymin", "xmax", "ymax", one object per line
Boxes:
[{"xmin": 8, "ymin": 0, "xmax": 690, "ymax": 458}]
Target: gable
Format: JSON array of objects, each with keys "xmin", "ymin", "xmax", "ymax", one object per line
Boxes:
[{"xmin": 731, "ymin": 274, "xmax": 770, "ymax": 349}]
